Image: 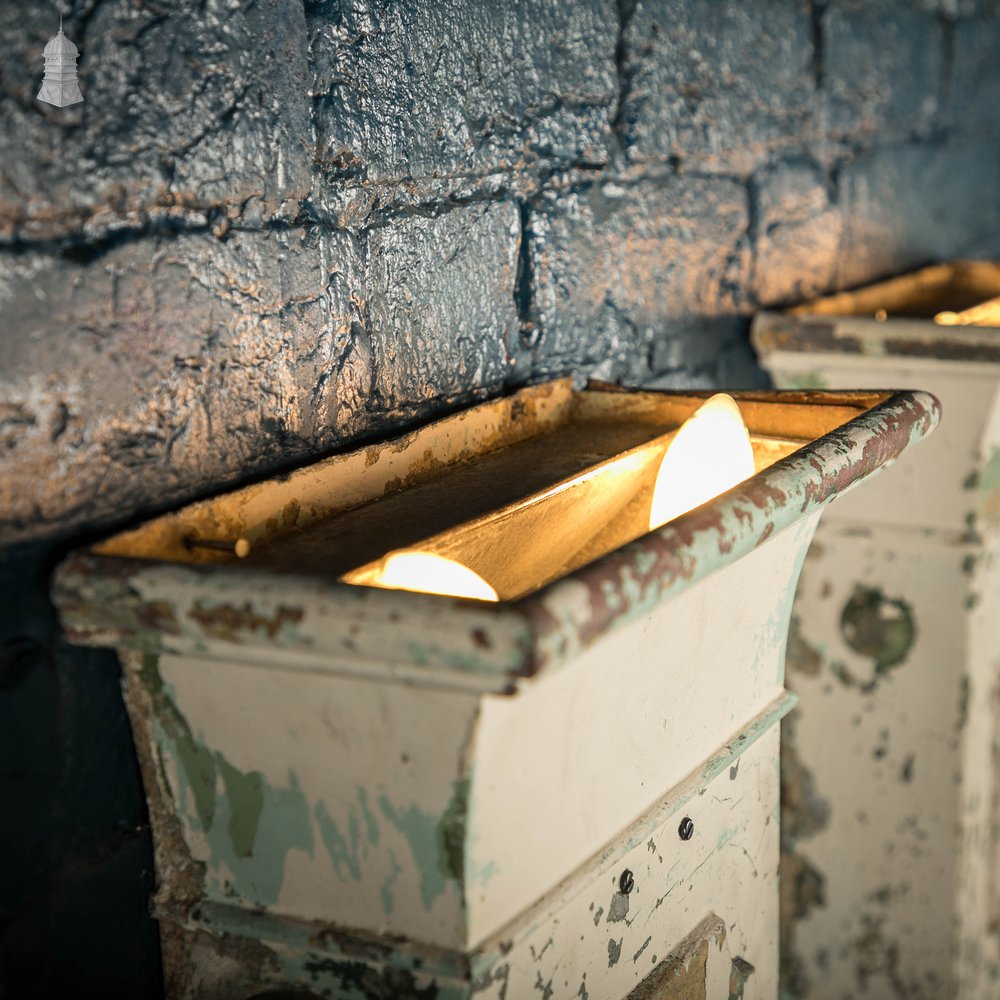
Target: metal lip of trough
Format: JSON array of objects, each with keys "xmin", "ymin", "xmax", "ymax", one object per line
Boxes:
[
  {"xmin": 52, "ymin": 383, "xmax": 941, "ymax": 693},
  {"xmin": 753, "ymin": 260, "xmax": 1000, "ymax": 364}
]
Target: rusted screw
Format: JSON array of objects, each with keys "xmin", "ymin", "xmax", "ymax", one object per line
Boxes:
[
  {"xmin": 678, "ymin": 816, "xmax": 695, "ymax": 841},
  {"xmin": 619, "ymin": 869, "xmax": 634, "ymax": 894}
]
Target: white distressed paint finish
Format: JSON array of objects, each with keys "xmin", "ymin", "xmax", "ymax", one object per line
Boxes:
[
  {"xmin": 786, "ymin": 525, "xmax": 967, "ymax": 996},
  {"xmin": 154, "ymin": 652, "xmax": 481, "ymax": 948},
  {"xmin": 761, "ymin": 351, "xmax": 1000, "ymax": 534},
  {"xmin": 146, "ymin": 516, "xmax": 816, "ymax": 955},
  {"xmin": 465, "ymin": 515, "xmax": 818, "ymax": 946},
  {"xmin": 755, "ymin": 298, "xmax": 1000, "ymax": 1000},
  {"xmin": 471, "ymin": 725, "xmax": 782, "ymax": 1000}
]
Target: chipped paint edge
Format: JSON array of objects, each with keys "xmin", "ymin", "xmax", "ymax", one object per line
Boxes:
[{"xmin": 52, "ymin": 390, "xmax": 939, "ymax": 689}]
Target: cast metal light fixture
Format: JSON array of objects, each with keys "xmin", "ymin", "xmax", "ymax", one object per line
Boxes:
[
  {"xmin": 753, "ymin": 260, "xmax": 1000, "ymax": 999},
  {"xmin": 52, "ymin": 378, "xmax": 939, "ymax": 998}
]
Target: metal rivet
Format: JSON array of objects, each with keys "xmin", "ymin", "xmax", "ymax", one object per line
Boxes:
[
  {"xmin": 678, "ymin": 816, "xmax": 695, "ymax": 841},
  {"xmin": 619, "ymin": 869, "xmax": 634, "ymax": 894},
  {"xmin": 184, "ymin": 535, "xmax": 252, "ymax": 558}
]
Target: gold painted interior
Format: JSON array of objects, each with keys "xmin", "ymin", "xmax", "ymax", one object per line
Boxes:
[
  {"xmin": 790, "ymin": 260, "xmax": 1000, "ymax": 322},
  {"xmin": 93, "ymin": 381, "xmax": 889, "ymax": 599}
]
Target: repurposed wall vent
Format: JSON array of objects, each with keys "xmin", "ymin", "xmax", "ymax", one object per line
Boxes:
[
  {"xmin": 753, "ymin": 260, "xmax": 1000, "ymax": 999},
  {"xmin": 37, "ymin": 18, "xmax": 83, "ymax": 108},
  {"xmin": 53, "ymin": 379, "xmax": 939, "ymax": 999}
]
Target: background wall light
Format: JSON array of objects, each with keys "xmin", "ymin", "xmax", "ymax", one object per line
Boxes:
[{"xmin": 754, "ymin": 260, "xmax": 1000, "ymax": 999}]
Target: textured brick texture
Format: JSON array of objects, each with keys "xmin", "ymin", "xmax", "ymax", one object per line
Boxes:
[{"xmin": 3, "ymin": 0, "xmax": 1000, "ymax": 994}]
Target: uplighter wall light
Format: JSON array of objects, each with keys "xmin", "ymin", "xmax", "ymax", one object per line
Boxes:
[
  {"xmin": 753, "ymin": 260, "xmax": 1000, "ymax": 998},
  {"xmin": 53, "ymin": 378, "xmax": 939, "ymax": 999}
]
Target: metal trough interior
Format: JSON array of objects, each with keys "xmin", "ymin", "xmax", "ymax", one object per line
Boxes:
[{"xmin": 91, "ymin": 380, "xmax": 894, "ymax": 602}]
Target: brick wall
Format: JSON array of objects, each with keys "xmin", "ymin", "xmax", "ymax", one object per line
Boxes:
[{"xmin": 2, "ymin": 0, "xmax": 1000, "ymax": 994}]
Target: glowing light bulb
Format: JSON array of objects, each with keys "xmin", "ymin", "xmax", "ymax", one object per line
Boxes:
[
  {"xmin": 934, "ymin": 295, "xmax": 1000, "ymax": 327},
  {"xmin": 363, "ymin": 550, "xmax": 499, "ymax": 602},
  {"xmin": 649, "ymin": 393, "xmax": 756, "ymax": 530}
]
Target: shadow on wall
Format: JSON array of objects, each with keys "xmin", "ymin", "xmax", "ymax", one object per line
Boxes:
[{"xmin": 0, "ymin": 541, "xmax": 162, "ymax": 998}]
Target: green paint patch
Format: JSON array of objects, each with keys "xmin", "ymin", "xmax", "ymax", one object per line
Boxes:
[
  {"xmin": 980, "ymin": 447, "xmax": 1000, "ymax": 506},
  {"xmin": 141, "ymin": 654, "xmax": 313, "ymax": 907},
  {"xmin": 313, "ymin": 789, "xmax": 383, "ymax": 883},
  {"xmin": 379, "ymin": 794, "xmax": 447, "ymax": 910},
  {"xmin": 716, "ymin": 823, "xmax": 742, "ymax": 851},
  {"xmin": 216, "ymin": 755, "xmax": 264, "ymax": 859},
  {"xmin": 468, "ymin": 857, "xmax": 498, "ymax": 888},
  {"xmin": 206, "ymin": 767, "xmax": 313, "ymax": 906},
  {"xmin": 142, "ymin": 655, "xmax": 217, "ymax": 831},
  {"xmin": 437, "ymin": 778, "xmax": 469, "ymax": 884},
  {"xmin": 315, "ymin": 800, "xmax": 363, "ymax": 882},
  {"xmin": 358, "ymin": 788, "xmax": 380, "ymax": 847},
  {"xmin": 840, "ymin": 585, "xmax": 916, "ymax": 685},
  {"xmin": 381, "ymin": 850, "xmax": 403, "ymax": 916},
  {"xmin": 791, "ymin": 371, "xmax": 828, "ymax": 390}
]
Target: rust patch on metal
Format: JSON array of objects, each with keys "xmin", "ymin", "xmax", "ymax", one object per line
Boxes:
[
  {"xmin": 883, "ymin": 336, "xmax": 1000, "ymax": 362},
  {"xmin": 627, "ymin": 913, "xmax": 724, "ymax": 1000},
  {"xmin": 728, "ymin": 956, "xmax": 755, "ymax": 1000},
  {"xmin": 281, "ymin": 498, "xmax": 302, "ymax": 528},
  {"xmin": 519, "ymin": 390, "xmax": 939, "ymax": 675},
  {"xmin": 135, "ymin": 599, "xmax": 182, "ymax": 635},
  {"xmin": 187, "ymin": 601, "xmax": 305, "ymax": 641},
  {"xmin": 752, "ymin": 318, "xmax": 865, "ymax": 354}
]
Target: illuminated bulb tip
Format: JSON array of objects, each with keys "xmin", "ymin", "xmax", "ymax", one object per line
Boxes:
[
  {"xmin": 934, "ymin": 311, "xmax": 962, "ymax": 326},
  {"xmin": 649, "ymin": 393, "xmax": 755, "ymax": 531},
  {"xmin": 371, "ymin": 551, "xmax": 499, "ymax": 602}
]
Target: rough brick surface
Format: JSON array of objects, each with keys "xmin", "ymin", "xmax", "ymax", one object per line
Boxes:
[
  {"xmin": 0, "ymin": 0, "xmax": 313, "ymax": 243},
  {"xmin": 836, "ymin": 135, "xmax": 1000, "ymax": 289},
  {"xmin": 307, "ymin": 0, "xmax": 618, "ymax": 187},
  {"xmin": 619, "ymin": 0, "xmax": 815, "ymax": 175},
  {"xmin": 753, "ymin": 161, "xmax": 842, "ymax": 307},
  {"xmin": 529, "ymin": 175, "xmax": 750, "ymax": 380},
  {"xmin": 823, "ymin": 0, "xmax": 945, "ymax": 148},
  {"xmin": 4, "ymin": 1, "xmax": 1000, "ymax": 994}
]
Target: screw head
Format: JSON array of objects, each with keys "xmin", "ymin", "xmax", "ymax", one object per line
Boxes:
[
  {"xmin": 678, "ymin": 816, "xmax": 695, "ymax": 841},
  {"xmin": 619, "ymin": 869, "xmax": 634, "ymax": 894}
]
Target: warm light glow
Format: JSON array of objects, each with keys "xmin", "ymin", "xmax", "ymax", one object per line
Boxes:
[
  {"xmin": 362, "ymin": 550, "xmax": 499, "ymax": 602},
  {"xmin": 649, "ymin": 393, "xmax": 756, "ymax": 530},
  {"xmin": 934, "ymin": 295, "xmax": 1000, "ymax": 327}
]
